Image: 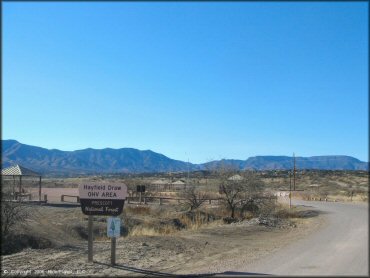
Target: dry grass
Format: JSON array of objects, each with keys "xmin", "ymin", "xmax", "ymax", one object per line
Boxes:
[
  {"xmin": 125, "ymin": 205, "xmax": 151, "ymax": 215},
  {"xmin": 129, "ymin": 224, "xmax": 178, "ymax": 236},
  {"xmin": 179, "ymin": 212, "xmax": 208, "ymax": 230}
]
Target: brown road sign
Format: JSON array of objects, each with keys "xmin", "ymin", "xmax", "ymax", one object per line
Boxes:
[{"xmin": 79, "ymin": 182, "xmax": 127, "ymax": 216}]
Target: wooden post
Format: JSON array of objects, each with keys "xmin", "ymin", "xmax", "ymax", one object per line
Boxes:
[
  {"xmin": 139, "ymin": 192, "xmax": 142, "ymax": 204},
  {"xmin": 159, "ymin": 198, "xmax": 162, "ymax": 205},
  {"xmin": 39, "ymin": 176, "xmax": 42, "ymax": 202},
  {"xmin": 13, "ymin": 175, "xmax": 16, "ymax": 198},
  {"xmin": 88, "ymin": 215, "xmax": 93, "ymax": 262},
  {"xmin": 111, "ymin": 237, "xmax": 116, "ymax": 265},
  {"xmin": 19, "ymin": 176, "xmax": 22, "ymax": 201}
]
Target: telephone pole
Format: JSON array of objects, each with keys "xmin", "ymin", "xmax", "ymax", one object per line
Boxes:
[
  {"xmin": 289, "ymin": 170, "xmax": 292, "ymax": 209},
  {"xmin": 187, "ymin": 158, "xmax": 190, "ymax": 189},
  {"xmin": 293, "ymin": 152, "xmax": 296, "ymax": 191}
]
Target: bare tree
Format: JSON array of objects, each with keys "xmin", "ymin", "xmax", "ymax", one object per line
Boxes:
[
  {"xmin": 180, "ymin": 185, "xmax": 209, "ymax": 211},
  {"xmin": 219, "ymin": 170, "xmax": 265, "ymax": 218},
  {"xmin": 1, "ymin": 200, "xmax": 29, "ymax": 239}
]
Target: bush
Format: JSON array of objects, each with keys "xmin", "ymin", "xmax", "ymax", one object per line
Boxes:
[
  {"xmin": 1, "ymin": 201, "xmax": 30, "ymax": 239},
  {"xmin": 125, "ymin": 205, "xmax": 151, "ymax": 215},
  {"xmin": 2, "ymin": 234, "xmax": 53, "ymax": 255},
  {"xmin": 223, "ymin": 217, "xmax": 238, "ymax": 224},
  {"xmin": 72, "ymin": 224, "xmax": 102, "ymax": 240}
]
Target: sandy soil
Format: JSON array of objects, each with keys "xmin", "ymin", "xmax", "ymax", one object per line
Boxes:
[{"xmin": 1, "ymin": 203, "xmax": 324, "ymax": 277}]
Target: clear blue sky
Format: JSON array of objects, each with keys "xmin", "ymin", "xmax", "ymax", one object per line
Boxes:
[{"xmin": 3, "ymin": 2, "xmax": 368, "ymax": 163}]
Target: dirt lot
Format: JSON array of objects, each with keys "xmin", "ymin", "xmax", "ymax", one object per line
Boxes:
[{"xmin": 1, "ymin": 201, "xmax": 324, "ymax": 277}]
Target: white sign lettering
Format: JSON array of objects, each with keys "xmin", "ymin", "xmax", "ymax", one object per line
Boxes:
[{"xmin": 79, "ymin": 183, "xmax": 127, "ymax": 200}]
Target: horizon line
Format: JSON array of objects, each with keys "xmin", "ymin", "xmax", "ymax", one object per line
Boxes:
[{"xmin": 2, "ymin": 139, "xmax": 368, "ymax": 164}]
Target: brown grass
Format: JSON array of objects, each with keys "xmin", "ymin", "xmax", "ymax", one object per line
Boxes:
[{"xmin": 125, "ymin": 205, "xmax": 151, "ymax": 215}]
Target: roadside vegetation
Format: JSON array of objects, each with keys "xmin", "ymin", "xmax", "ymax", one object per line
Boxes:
[{"xmin": 1, "ymin": 169, "xmax": 367, "ymax": 255}]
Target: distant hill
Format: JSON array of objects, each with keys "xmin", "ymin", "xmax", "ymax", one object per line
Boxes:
[
  {"xmin": 202, "ymin": 156, "xmax": 369, "ymax": 171},
  {"xmin": 1, "ymin": 140, "xmax": 198, "ymax": 175},
  {"xmin": 1, "ymin": 140, "xmax": 368, "ymax": 176}
]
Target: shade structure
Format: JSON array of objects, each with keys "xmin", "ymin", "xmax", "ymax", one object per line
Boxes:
[
  {"xmin": 1, "ymin": 164, "xmax": 42, "ymax": 202},
  {"xmin": 1, "ymin": 164, "xmax": 40, "ymax": 176}
]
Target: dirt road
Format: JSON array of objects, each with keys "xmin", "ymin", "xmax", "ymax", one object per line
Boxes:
[{"xmin": 235, "ymin": 200, "xmax": 369, "ymax": 276}]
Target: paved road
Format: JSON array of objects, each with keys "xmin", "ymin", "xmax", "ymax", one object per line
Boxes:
[{"xmin": 241, "ymin": 200, "xmax": 369, "ymax": 276}]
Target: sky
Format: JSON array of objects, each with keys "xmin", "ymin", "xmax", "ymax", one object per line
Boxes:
[{"xmin": 3, "ymin": 2, "xmax": 369, "ymax": 163}]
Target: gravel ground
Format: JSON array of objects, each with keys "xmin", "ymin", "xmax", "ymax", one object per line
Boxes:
[{"xmin": 1, "ymin": 204, "xmax": 322, "ymax": 277}]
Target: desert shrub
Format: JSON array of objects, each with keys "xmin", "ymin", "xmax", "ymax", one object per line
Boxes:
[
  {"xmin": 1, "ymin": 201, "xmax": 30, "ymax": 239},
  {"xmin": 129, "ymin": 223, "xmax": 178, "ymax": 236},
  {"xmin": 212, "ymin": 206, "xmax": 232, "ymax": 219},
  {"xmin": 125, "ymin": 205, "xmax": 151, "ymax": 215},
  {"xmin": 72, "ymin": 224, "xmax": 103, "ymax": 240},
  {"xmin": 179, "ymin": 186, "xmax": 209, "ymax": 211},
  {"xmin": 222, "ymin": 217, "xmax": 239, "ymax": 224},
  {"xmin": 2, "ymin": 234, "xmax": 53, "ymax": 255},
  {"xmin": 160, "ymin": 218, "xmax": 186, "ymax": 230},
  {"xmin": 240, "ymin": 200, "xmax": 259, "ymax": 216},
  {"xmin": 218, "ymin": 171, "xmax": 265, "ymax": 218},
  {"xmin": 275, "ymin": 208, "xmax": 300, "ymax": 219},
  {"xmin": 256, "ymin": 198, "xmax": 278, "ymax": 219},
  {"xmin": 275, "ymin": 207, "xmax": 319, "ymax": 219},
  {"xmin": 179, "ymin": 210, "xmax": 219, "ymax": 229},
  {"xmin": 128, "ymin": 209, "xmax": 219, "ymax": 236}
]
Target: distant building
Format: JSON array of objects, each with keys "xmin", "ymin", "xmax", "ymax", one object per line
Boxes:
[
  {"xmin": 227, "ymin": 174, "xmax": 244, "ymax": 181},
  {"xmin": 150, "ymin": 179, "xmax": 171, "ymax": 191},
  {"xmin": 150, "ymin": 179, "xmax": 187, "ymax": 191},
  {"xmin": 172, "ymin": 180, "xmax": 186, "ymax": 191}
]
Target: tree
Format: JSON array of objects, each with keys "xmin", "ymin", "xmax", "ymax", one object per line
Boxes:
[
  {"xmin": 219, "ymin": 170, "xmax": 265, "ymax": 218},
  {"xmin": 1, "ymin": 200, "xmax": 29, "ymax": 239},
  {"xmin": 180, "ymin": 185, "xmax": 208, "ymax": 211}
]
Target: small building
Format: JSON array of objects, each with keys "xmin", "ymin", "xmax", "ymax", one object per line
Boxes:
[
  {"xmin": 172, "ymin": 180, "xmax": 186, "ymax": 191},
  {"xmin": 227, "ymin": 174, "xmax": 244, "ymax": 181},
  {"xmin": 150, "ymin": 179, "xmax": 172, "ymax": 191},
  {"xmin": 149, "ymin": 179, "xmax": 188, "ymax": 191}
]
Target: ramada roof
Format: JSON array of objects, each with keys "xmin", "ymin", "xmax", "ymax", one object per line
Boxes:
[{"xmin": 1, "ymin": 164, "xmax": 41, "ymax": 176}]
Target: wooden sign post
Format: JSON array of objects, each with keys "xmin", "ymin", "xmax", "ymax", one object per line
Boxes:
[
  {"xmin": 111, "ymin": 237, "xmax": 116, "ymax": 265},
  {"xmin": 79, "ymin": 182, "xmax": 127, "ymax": 263},
  {"xmin": 88, "ymin": 215, "xmax": 93, "ymax": 262}
]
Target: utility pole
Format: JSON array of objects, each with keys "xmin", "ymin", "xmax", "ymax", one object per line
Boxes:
[
  {"xmin": 187, "ymin": 158, "xmax": 190, "ymax": 190},
  {"xmin": 293, "ymin": 153, "xmax": 296, "ymax": 191},
  {"xmin": 289, "ymin": 171, "xmax": 292, "ymax": 209}
]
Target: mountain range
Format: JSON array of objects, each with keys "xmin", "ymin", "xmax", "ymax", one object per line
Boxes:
[{"xmin": 1, "ymin": 140, "xmax": 368, "ymax": 176}]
